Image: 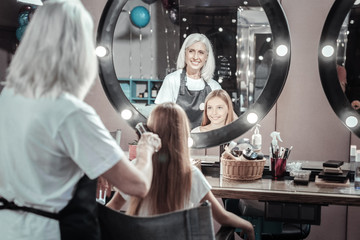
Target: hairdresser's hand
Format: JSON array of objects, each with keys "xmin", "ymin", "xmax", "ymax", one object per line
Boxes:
[
  {"xmin": 96, "ymin": 176, "xmax": 112, "ymax": 200},
  {"xmin": 351, "ymin": 100, "xmax": 360, "ymax": 110},
  {"xmin": 134, "ymin": 132, "xmax": 161, "ymax": 191},
  {"xmin": 137, "ymin": 132, "xmax": 161, "ymax": 154}
]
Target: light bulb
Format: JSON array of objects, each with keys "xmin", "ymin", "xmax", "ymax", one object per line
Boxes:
[
  {"xmin": 247, "ymin": 112, "xmax": 258, "ymax": 124},
  {"xmin": 95, "ymin": 46, "xmax": 108, "ymax": 57},
  {"xmin": 121, "ymin": 109, "xmax": 132, "ymax": 120},
  {"xmin": 321, "ymin": 45, "xmax": 334, "ymax": 57},
  {"xmin": 276, "ymin": 45, "xmax": 288, "ymax": 57},
  {"xmin": 346, "ymin": 116, "xmax": 358, "ymax": 128}
]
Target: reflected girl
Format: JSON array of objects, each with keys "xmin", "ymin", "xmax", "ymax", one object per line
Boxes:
[
  {"xmin": 191, "ymin": 89, "xmax": 237, "ymax": 133},
  {"xmin": 155, "ymin": 33, "xmax": 221, "ymax": 129}
]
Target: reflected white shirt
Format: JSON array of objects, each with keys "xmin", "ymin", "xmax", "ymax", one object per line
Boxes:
[{"xmin": 155, "ymin": 69, "xmax": 222, "ymax": 104}]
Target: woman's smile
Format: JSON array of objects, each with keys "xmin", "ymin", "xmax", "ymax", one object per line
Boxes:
[{"xmin": 185, "ymin": 42, "xmax": 208, "ymax": 75}]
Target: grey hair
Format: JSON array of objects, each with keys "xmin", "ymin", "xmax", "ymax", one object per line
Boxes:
[
  {"xmin": 176, "ymin": 33, "xmax": 215, "ymax": 82},
  {"xmin": 5, "ymin": 0, "xmax": 97, "ymax": 100}
]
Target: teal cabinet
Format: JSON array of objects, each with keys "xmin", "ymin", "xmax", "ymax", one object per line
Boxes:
[{"xmin": 118, "ymin": 78, "xmax": 162, "ymax": 105}]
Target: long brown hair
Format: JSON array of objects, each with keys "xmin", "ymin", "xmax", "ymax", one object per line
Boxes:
[
  {"xmin": 127, "ymin": 102, "xmax": 192, "ymax": 215},
  {"xmin": 201, "ymin": 89, "xmax": 236, "ymax": 126}
]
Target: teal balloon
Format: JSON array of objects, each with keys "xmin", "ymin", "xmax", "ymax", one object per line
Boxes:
[
  {"xmin": 130, "ymin": 6, "xmax": 150, "ymax": 28},
  {"xmin": 16, "ymin": 25, "xmax": 26, "ymax": 41}
]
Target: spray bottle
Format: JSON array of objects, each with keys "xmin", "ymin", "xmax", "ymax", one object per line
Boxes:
[
  {"xmin": 270, "ymin": 131, "xmax": 282, "ymax": 173},
  {"xmin": 270, "ymin": 131, "xmax": 282, "ymax": 157},
  {"xmin": 270, "ymin": 131, "xmax": 282, "ymax": 148}
]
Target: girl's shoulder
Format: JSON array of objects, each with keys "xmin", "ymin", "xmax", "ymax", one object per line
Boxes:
[{"xmin": 199, "ymin": 125, "xmax": 214, "ymax": 132}]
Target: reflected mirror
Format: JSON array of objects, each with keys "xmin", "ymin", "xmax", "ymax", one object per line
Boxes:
[
  {"xmin": 97, "ymin": 0, "xmax": 291, "ymax": 148},
  {"xmin": 319, "ymin": 0, "xmax": 360, "ymax": 137}
]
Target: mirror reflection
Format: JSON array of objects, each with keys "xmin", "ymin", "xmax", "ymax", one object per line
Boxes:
[
  {"xmin": 113, "ymin": 0, "xmax": 273, "ymax": 129},
  {"xmin": 97, "ymin": 0, "xmax": 290, "ymax": 148},
  {"xmin": 337, "ymin": 2, "xmax": 360, "ymax": 111},
  {"xmin": 319, "ymin": 0, "xmax": 360, "ymax": 136}
]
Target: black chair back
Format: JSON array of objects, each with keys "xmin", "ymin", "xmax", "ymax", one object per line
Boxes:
[{"xmin": 97, "ymin": 201, "xmax": 216, "ymax": 240}]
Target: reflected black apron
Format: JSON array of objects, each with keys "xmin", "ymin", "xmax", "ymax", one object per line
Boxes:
[
  {"xmin": 0, "ymin": 175, "xmax": 100, "ymax": 240},
  {"xmin": 176, "ymin": 69, "xmax": 212, "ymax": 129}
]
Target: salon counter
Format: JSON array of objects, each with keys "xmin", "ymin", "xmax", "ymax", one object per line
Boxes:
[
  {"xmin": 200, "ymin": 159, "xmax": 360, "ymax": 207},
  {"xmin": 206, "ymin": 175, "xmax": 360, "ymax": 206}
]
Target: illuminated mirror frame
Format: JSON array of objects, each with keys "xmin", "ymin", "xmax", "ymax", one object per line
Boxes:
[
  {"xmin": 97, "ymin": 0, "xmax": 291, "ymax": 148},
  {"xmin": 318, "ymin": 0, "xmax": 360, "ymax": 136}
]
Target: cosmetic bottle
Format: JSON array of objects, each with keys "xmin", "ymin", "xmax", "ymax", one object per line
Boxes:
[
  {"xmin": 151, "ymin": 85, "xmax": 158, "ymax": 98},
  {"xmin": 143, "ymin": 89, "xmax": 148, "ymax": 98},
  {"xmin": 350, "ymin": 145, "xmax": 357, "ymax": 162},
  {"xmin": 251, "ymin": 124, "xmax": 262, "ymax": 152}
]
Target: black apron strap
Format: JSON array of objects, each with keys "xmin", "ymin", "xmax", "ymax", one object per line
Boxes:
[
  {"xmin": 179, "ymin": 68, "xmax": 187, "ymax": 95},
  {"xmin": 0, "ymin": 175, "xmax": 101, "ymax": 240},
  {"xmin": 0, "ymin": 197, "xmax": 59, "ymax": 220}
]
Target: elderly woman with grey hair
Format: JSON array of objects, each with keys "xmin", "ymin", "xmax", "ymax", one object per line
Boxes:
[
  {"xmin": 155, "ymin": 33, "xmax": 222, "ymax": 129},
  {"xmin": 0, "ymin": 1, "xmax": 160, "ymax": 239}
]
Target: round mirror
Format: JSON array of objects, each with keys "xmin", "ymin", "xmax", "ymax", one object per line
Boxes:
[
  {"xmin": 97, "ymin": 0, "xmax": 291, "ymax": 148},
  {"xmin": 319, "ymin": 0, "xmax": 360, "ymax": 137}
]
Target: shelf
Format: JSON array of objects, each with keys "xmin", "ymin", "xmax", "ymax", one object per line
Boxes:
[{"xmin": 118, "ymin": 78, "xmax": 162, "ymax": 104}]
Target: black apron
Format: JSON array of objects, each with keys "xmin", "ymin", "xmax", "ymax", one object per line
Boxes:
[
  {"xmin": 0, "ymin": 175, "xmax": 100, "ymax": 240},
  {"xmin": 176, "ymin": 69, "xmax": 212, "ymax": 129}
]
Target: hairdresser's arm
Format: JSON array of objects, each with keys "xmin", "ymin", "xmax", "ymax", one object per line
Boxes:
[
  {"xmin": 201, "ymin": 192, "xmax": 255, "ymax": 240},
  {"xmin": 101, "ymin": 132, "xmax": 161, "ymax": 198}
]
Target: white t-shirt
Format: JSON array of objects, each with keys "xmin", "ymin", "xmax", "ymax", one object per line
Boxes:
[
  {"xmin": 188, "ymin": 166, "xmax": 212, "ymax": 208},
  {"xmin": 0, "ymin": 88, "xmax": 124, "ymax": 240},
  {"xmin": 122, "ymin": 165, "xmax": 211, "ymax": 217},
  {"xmin": 155, "ymin": 69, "xmax": 222, "ymax": 104}
]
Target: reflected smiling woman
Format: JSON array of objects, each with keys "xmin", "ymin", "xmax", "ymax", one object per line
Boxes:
[{"xmin": 155, "ymin": 33, "xmax": 222, "ymax": 129}]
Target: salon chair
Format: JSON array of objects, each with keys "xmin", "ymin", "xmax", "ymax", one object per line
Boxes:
[
  {"xmin": 224, "ymin": 199, "xmax": 311, "ymax": 240},
  {"xmin": 97, "ymin": 201, "xmax": 235, "ymax": 240}
]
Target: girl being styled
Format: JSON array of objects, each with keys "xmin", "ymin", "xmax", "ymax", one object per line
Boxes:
[{"xmin": 107, "ymin": 102, "xmax": 254, "ymax": 240}]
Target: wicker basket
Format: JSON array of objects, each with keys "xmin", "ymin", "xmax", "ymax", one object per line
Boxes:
[{"xmin": 221, "ymin": 156, "xmax": 266, "ymax": 180}]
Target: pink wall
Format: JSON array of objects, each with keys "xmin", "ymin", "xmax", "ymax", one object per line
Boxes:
[
  {"xmin": 83, "ymin": 0, "xmax": 138, "ymax": 150},
  {"xmin": 280, "ymin": 0, "xmax": 351, "ymax": 162},
  {"xmin": 279, "ymin": 1, "xmax": 354, "ymax": 238}
]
